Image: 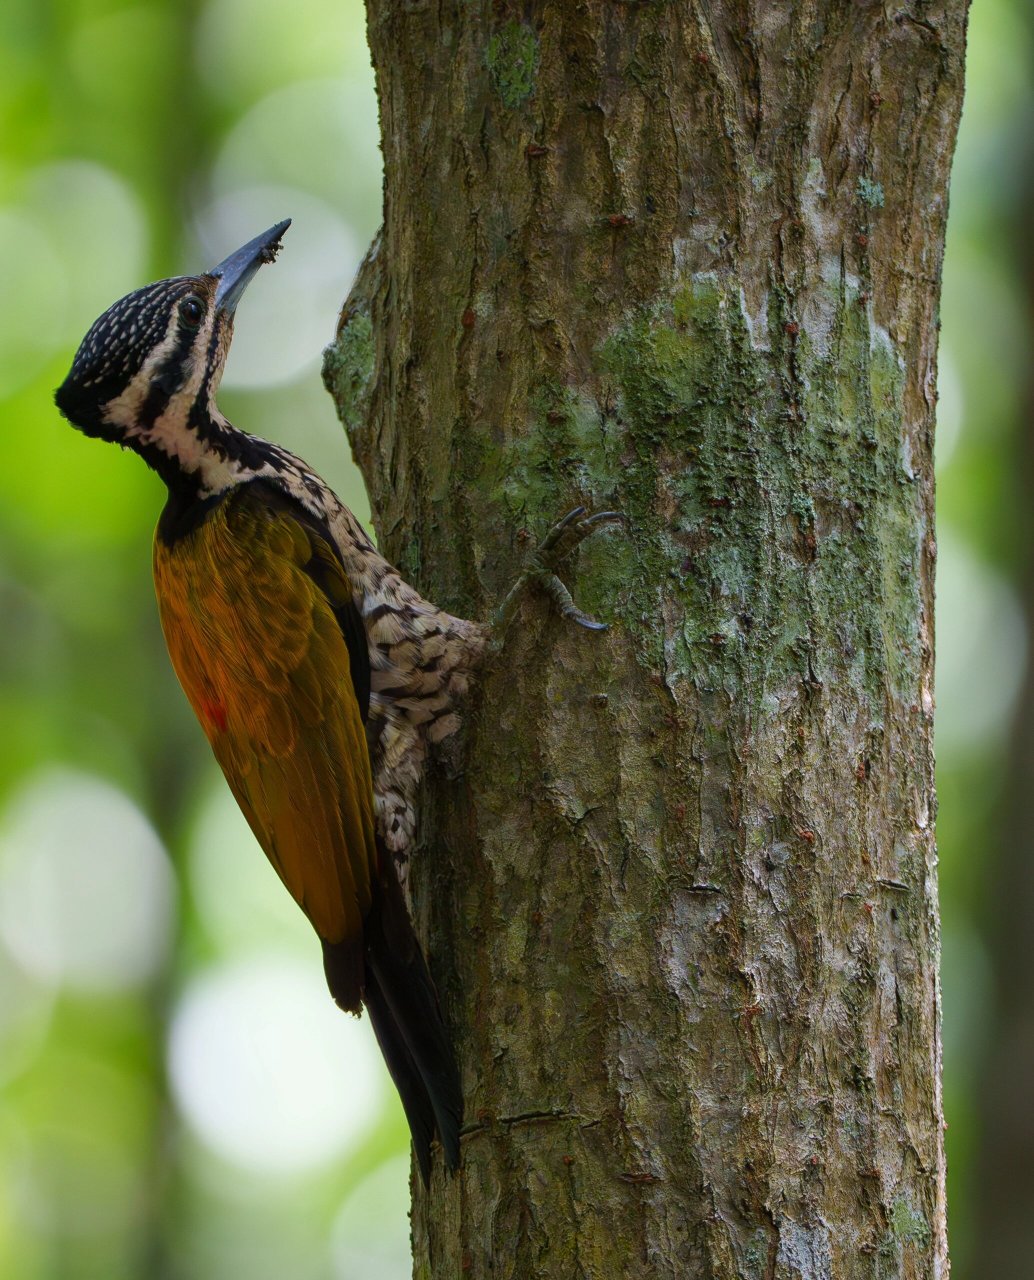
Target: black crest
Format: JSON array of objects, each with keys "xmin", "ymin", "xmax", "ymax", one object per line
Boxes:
[{"xmin": 55, "ymin": 278, "xmax": 203, "ymax": 440}]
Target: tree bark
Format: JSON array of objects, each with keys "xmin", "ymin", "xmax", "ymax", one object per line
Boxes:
[{"xmin": 324, "ymin": 2, "xmax": 967, "ymax": 1275}]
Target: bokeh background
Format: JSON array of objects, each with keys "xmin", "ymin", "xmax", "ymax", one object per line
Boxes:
[{"xmin": 0, "ymin": 1, "xmax": 1029, "ymax": 1276}]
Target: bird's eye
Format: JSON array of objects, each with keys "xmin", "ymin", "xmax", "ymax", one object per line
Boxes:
[{"xmin": 179, "ymin": 296, "xmax": 205, "ymax": 328}]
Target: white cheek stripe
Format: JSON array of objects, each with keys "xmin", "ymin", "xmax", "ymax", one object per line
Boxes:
[
  {"xmin": 98, "ymin": 310, "xmax": 244, "ymax": 496},
  {"xmin": 102, "ymin": 317, "xmax": 183, "ymax": 431}
]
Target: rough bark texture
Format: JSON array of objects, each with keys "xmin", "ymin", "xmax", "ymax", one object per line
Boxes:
[{"xmin": 324, "ymin": 3, "xmax": 967, "ymax": 1275}]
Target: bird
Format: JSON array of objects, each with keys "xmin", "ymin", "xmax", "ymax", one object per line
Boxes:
[{"xmin": 54, "ymin": 220, "xmax": 614, "ymax": 1184}]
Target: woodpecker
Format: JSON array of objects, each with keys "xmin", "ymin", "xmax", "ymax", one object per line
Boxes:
[{"xmin": 55, "ymin": 221, "xmax": 613, "ymax": 1183}]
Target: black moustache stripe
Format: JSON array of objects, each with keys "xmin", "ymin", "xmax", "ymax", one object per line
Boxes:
[
  {"xmin": 187, "ymin": 322, "xmax": 228, "ymax": 440},
  {"xmin": 137, "ymin": 313, "xmax": 204, "ymax": 430}
]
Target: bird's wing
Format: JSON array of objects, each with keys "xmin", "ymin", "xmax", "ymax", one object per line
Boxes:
[{"xmin": 154, "ymin": 484, "xmax": 376, "ymax": 1005}]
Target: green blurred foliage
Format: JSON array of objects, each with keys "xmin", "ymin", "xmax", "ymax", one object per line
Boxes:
[
  {"xmin": 0, "ymin": 1, "xmax": 1029, "ymax": 1277},
  {"xmin": 0, "ymin": 2, "xmax": 408, "ymax": 1279},
  {"xmin": 933, "ymin": 0, "xmax": 1033, "ymax": 1273}
]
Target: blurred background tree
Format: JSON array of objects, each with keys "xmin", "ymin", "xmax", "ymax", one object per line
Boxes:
[{"xmin": 0, "ymin": 0, "xmax": 1028, "ymax": 1276}]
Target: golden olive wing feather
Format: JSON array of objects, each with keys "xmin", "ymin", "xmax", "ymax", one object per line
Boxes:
[{"xmin": 153, "ymin": 487, "xmax": 376, "ymax": 964}]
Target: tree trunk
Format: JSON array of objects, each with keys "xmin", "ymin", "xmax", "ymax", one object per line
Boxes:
[{"xmin": 324, "ymin": 2, "xmax": 967, "ymax": 1275}]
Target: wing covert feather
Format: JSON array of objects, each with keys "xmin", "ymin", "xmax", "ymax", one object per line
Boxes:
[{"xmin": 153, "ymin": 486, "xmax": 376, "ymax": 949}]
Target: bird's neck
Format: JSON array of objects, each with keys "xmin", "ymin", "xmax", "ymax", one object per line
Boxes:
[
  {"xmin": 145, "ymin": 403, "xmax": 302, "ymax": 545},
  {"xmin": 132, "ymin": 401, "xmax": 251, "ymax": 505}
]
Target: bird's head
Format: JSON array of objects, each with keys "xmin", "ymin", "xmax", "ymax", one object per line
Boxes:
[{"xmin": 55, "ymin": 220, "xmax": 290, "ymax": 478}]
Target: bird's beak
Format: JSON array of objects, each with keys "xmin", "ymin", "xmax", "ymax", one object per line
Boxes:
[{"xmin": 210, "ymin": 220, "xmax": 291, "ymax": 315}]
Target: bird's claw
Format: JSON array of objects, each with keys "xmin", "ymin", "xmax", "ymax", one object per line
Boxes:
[
  {"xmin": 492, "ymin": 506, "xmax": 624, "ymax": 639},
  {"xmin": 530, "ymin": 507, "xmax": 624, "ymax": 570},
  {"xmin": 538, "ymin": 573, "xmax": 609, "ymax": 631}
]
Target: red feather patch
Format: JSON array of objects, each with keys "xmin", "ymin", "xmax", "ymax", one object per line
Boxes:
[{"xmin": 200, "ymin": 699, "xmax": 228, "ymax": 734}]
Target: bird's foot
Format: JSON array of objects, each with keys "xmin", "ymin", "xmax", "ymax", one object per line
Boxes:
[{"xmin": 491, "ymin": 507, "xmax": 624, "ymax": 640}]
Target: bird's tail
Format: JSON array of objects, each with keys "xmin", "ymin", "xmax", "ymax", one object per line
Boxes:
[{"xmin": 322, "ymin": 854, "xmax": 462, "ymax": 1184}]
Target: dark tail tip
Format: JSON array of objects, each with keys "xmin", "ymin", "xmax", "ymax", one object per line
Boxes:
[
  {"xmin": 322, "ymin": 935, "xmax": 364, "ymax": 1016},
  {"xmin": 362, "ymin": 874, "xmax": 462, "ymax": 1183},
  {"xmin": 321, "ymin": 866, "xmax": 462, "ymax": 1181},
  {"xmin": 364, "ymin": 964, "xmax": 460, "ymax": 1184}
]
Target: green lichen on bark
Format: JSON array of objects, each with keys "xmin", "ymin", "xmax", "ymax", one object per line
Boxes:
[
  {"xmin": 321, "ymin": 310, "xmax": 374, "ymax": 448},
  {"xmin": 857, "ymin": 177, "xmax": 887, "ymax": 209},
  {"xmin": 878, "ymin": 1198, "xmax": 932, "ymax": 1275},
  {"xmin": 485, "ymin": 20, "xmax": 538, "ymax": 109},
  {"xmin": 890, "ymin": 1198, "xmax": 931, "ymax": 1248},
  {"xmin": 568, "ymin": 275, "xmax": 917, "ymax": 710}
]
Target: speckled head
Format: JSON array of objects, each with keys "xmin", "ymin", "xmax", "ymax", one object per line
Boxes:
[{"xmin": 55, "ymin": 220, "xmax": 290, "ymax": 458}]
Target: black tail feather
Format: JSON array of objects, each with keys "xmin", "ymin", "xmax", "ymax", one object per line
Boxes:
[
  {"xmin": 322, "ymin": 934, "xmax": 364, "ymax": 1015},
  {"xmin": 364, "ymin": 964, "xmax": 438, "ymax": 1184},
  {"xmin": 321, "ymin": 852, "xmax": 461, "ymax": 1181},
  {"xmin": 362, "ymin": 868, "xmax": 462, "ymax": 1181},
  {"xmin": 315, "ymin": 851, "xmax": 459, "ymax": 1184}
]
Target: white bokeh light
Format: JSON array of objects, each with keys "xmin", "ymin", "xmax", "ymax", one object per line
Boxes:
[
  {"xmin": 331, "ymin": 1156, "xmax": 412, "ymax": 1280},
  {"xmin": 194, "ymin": 0, "xmax": 369, "ymax": 105},
  {"xmin": 195, "ymin": 186, "xmax": 359, "ymax": 389},
  {"xmin": 936, "ymin": 526, "xmax": 1027, "ymax": 755},
  {"xmin": 23, "ymin": 160, "xmax": 149, "ymax": 338},
  {"xmin": 210, "ymin": 78, "xmax": 380, "ymax": 222},
  {"xmin": 168, "ymin": 953, "xmax": 384, "ymax": 1174},
  {"xmin": 0, "ymin": 162, "xmax": 148, "ymax": 398},
  {"xmin": 0, "ymin": 769, "xmax": 176, "ymax": 993}
]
